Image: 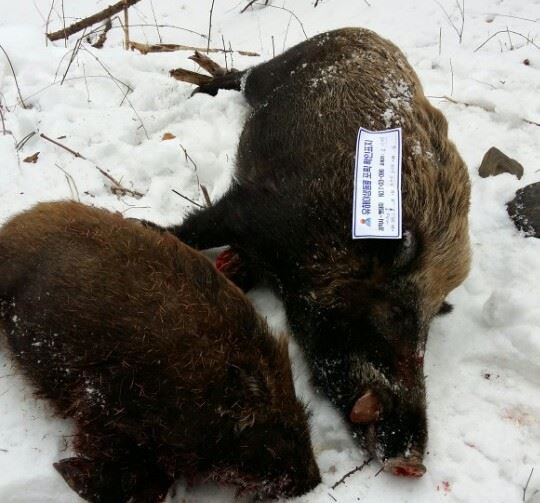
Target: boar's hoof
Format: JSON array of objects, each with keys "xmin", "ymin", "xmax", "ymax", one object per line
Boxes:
[
  {"xmin": 350, "ymin": 390, "xmax": 381, "ymax": 424},
  {"xmin": 383, "ymin": 457, "xmax": 426, "ymax": 478}
]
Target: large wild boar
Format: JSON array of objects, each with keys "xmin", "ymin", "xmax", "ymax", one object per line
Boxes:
[
  {"xmin": 0, "ymin": 201, "xmax": 321, "ymax": 502},
  {"xmin": 151, "ymin": 27, "xmax": 471, "ymax": 476}
]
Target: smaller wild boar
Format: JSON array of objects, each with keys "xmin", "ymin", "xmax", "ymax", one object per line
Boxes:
[{"xmin": 0, "ymin": 201, "xmax": 320, "ymax": 503}]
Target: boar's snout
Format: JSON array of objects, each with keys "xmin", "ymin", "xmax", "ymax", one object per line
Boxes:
[
  {"xmin": 350, "ymin": 380, "xmax": 427, "ymax": 476},
  {"xmin": 384, "ymin": 455, "xmax": 426, "ymax": 477}
]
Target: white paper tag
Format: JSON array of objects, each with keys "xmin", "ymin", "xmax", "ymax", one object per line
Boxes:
[{"xmin": 352, "ymin": 127, "xmax": 402, "ymax": 239}]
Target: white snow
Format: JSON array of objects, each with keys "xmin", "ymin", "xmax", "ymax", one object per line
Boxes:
[{"xmin": 1, "ymin": 0, "xmax": 539, "ymax": 502}]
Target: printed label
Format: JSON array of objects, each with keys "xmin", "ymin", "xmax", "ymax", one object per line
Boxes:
[{"xmin": 352, "ymin": 127, "xmax": 402, "ymax": 239}]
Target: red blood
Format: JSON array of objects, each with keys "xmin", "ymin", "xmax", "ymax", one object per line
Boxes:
[
  {"xmin": 215, "ymin": 248, "xmax": 240, "ymax": 273},
  {"xmin": 391, "ymin": 464, "xmax": 426, "ymax": 478}
]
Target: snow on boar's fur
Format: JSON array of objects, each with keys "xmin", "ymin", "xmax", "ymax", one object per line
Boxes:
[
  {"xmin": 156, "ymin": 27, "xmax": 471, "ymax": 476},
  {"xmin": 0, "ymin": 201, "xmax": 320, "ymax": 502}
]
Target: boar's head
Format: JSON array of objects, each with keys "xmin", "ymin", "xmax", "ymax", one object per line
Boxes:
[
  {"xmin": 287, "ymin": 230, "xmax": 445, "ymax": 476},
  {"xmin": 208, "ymin": 335, "xmax": 321, "ymax": 499}
]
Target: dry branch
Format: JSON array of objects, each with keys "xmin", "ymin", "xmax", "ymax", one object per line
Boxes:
[
  {"xmin": 253, "ymin": 3, "xmax": 308, "ymax": 39},
  {"xmin": 331, "ymin": 458, "xmax": 372, "ymax": 490},
  {"xmin": 129, "ymin": 41, "xmax": 259, "ymax": 56},
  {"xmin": 122, "ymin": 0, "xmax": 130, "ymax": 50},
  {"xmin": 171, "ymin": 189, "xmax": 205, "ymax": 209},
  {"xmin": 523, "ymin": 467, "xmax": 535, "ymax": 502},
  {"xmin": 433, "ymin": 95, "xmax": 540, "ymax": 127},
  {"xmin": 16, "ymin": 131, "xmax": 36, "ymax": 151},
  {"xmin": 200, "ymin": 185, "xmax": 212, "ymax": 207},
  {"xmin": 169, "ymin": 68, "xmax": 213, "ymax": 86},
  {"xmin": 40, "ymin": 133, "xmax": 143, "ymax": 198},
  {"xmin": 241, "ymin": 0, "xmax": 269, "ymax": 14},
  {"xmin": 0, "ymin": 44, "xmax": 28, "ymax": 109},
  {"xmin": 47, "ymin": 0, "xmax": 142, "ymax": 42},
  {"xmin": 474, "ymin": 30, "xmax": 540, "ymax": 52},
  {"xmin": 0, "ymin": 105, "xmax": 6, "ymax": 135},
  {"xmin": 207, "ymin": 0, "xmax": 216, "ymax": 53}
]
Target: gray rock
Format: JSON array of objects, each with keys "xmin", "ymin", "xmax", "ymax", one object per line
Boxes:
[
  {"xmin": 479, "ymin": 147, "xmax": 524, "ymax": 180},
  {"xmin": 507, "ymin": 182, "xmax": 540, "ymax": 238}
]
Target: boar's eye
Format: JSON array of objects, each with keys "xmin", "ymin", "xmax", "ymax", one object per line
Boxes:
[{"xmin": 391, "ymin": 305, "xmax": 403, "ymax": 319}]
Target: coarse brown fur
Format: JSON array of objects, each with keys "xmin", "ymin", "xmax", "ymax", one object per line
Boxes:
[
  {"xmin": 0, "ymin": 201, "xmax": 320, "ymax": 502},
  {"xmin": 152, "ymin": 28, "xmax": 471, "ymax": 472}
]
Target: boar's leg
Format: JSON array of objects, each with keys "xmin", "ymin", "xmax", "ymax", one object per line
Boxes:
[
  {"xmin": 61, "ymin": 423, "xmax": 172, "ymax": 503},
  {"xmin": 55, "ymin": 455, "xmax": 172, "ymax": 503},
  {"xmin": 165, "ymin": 184, "xmax": 246, "ymax": 250},
  {"xmin": 191, "ymin": 70, "xmax": 245, "ymax": 97},
  {"xmin": 54, "ymin": 457, "xmax": 129, "ymax": 502}
]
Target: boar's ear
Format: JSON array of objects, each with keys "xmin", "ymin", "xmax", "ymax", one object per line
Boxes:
[
  {"xmin": 350, "ymin": 390, "xmax": 381, "ymax": 424},
  {"xmin": 394, "ymin": 229, "xmax": 419, "ymax": 269}
]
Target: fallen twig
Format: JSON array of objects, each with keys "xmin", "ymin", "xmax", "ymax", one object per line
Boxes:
[
  {"xmin": 241, "ymin": 0, "xmax": 269, "ymax": 14},
  {"xmin": 40, "ymin": 133, "xmax": 143, "ymax": 198},
  {"xmin": 45, "ymin": 0, "xmax": 56, "ymax": 46},
  {"xmin": 207, "ymin": 0, "xmax": 216, "ymax": 53},
  {"xmin": 433, "ymin": 0, "xmax": 465, "ymax": 44},
  {"xmin": 149, "ymin": 0, "xmax": 162, "ymax": 43},
  {"xmin": 129, "ymin": 41, "xmax": 259, "ymax": 56},
  {"xmin": 60, "ymin": 33, "xmax": 85, "ymax": 85},
  {"xmin": 115, "ymin": 23, "xmax": 206, "ymax": 38},
  {"xmin": 486, "ymin": 13, "xmax": 539, "ymax": 23},
  {"xmin": 16, "ymin": 131, "xmax": 37, "ymax": 151},
  {"xmin": 172, "ymin": 189, "xmax": 205, "ymax": 209},
  {"xmin": 179, "ymin": 143, "xmax": 212, "ymax": 207},
  {"xmin": 523, "ymin": 467, "xmax": 534, "ymax": 502},
  {"xmin": 432, "ymin": 95, "xmax": 540, "ymax": 127},
  {"xmin": 123, "ymin": 0, "xmax": 130, "ymax": 50},
  {"xmin": 0, "ymin": 43, "xmax": 29, "ymax": 109},
  {"xmin": 55, "ymin": 163, "xmax": 81, "ymax": 202},
  {"xmin": 260, "ymin": 3, "xmax": 308, "ymax": 39},
  {"xmin": 47, "ymin": 0, "xmax": 142, "ymax": 41},
  {"xmin": 81, "ymin": 45, "xmax": 148, "ymax": 137},
  {"xmin": 331, "ymin": 458, "xmax": 372, "ymax": 490},
  {"xmin": 60, "ymin": 0, "xmax": 67, "ymax": 47},
  {"xmin": 0, "ymin": 105, "xmax": 6, "ymax": 135},
  {"xmin": 200, "ymin": 185, "xmax": 212, "ymax": 207},
  {"xmin": 474, "ymin": 30, "xmax": 540, "ymax": 52}
]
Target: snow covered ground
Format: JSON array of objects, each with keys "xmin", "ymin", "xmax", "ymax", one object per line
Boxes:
[{"xmin": 0, "ymin": 0, "xmax": 539, "ymax": 501}]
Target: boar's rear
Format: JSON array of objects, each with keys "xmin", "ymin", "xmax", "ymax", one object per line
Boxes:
[
  {"xmin": 157, "ymin": 27, "xmax": 471, "ymax": 475},
  {"xmin": 0, "ymin": 201, "xmax": 321, "ymax": 502}
]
